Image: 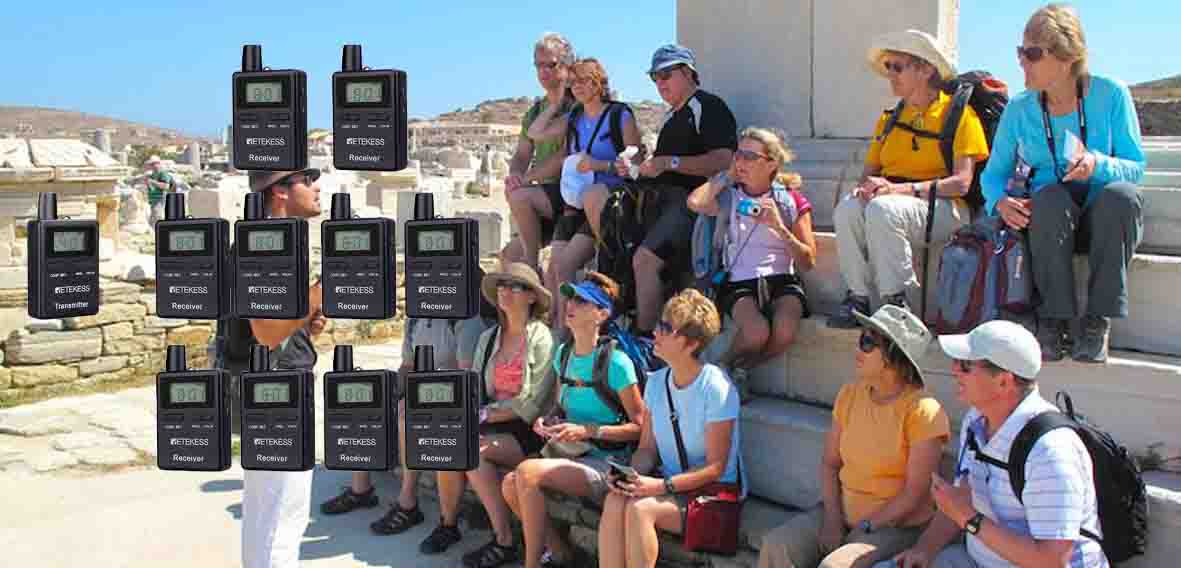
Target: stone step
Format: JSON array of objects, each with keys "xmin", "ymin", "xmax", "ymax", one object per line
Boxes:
[
  {"xmin": 799, "ymin": 232, "xmax": 1181, "ymax": 356},
  {"xmin": 738, "ymin": 396, "xmax": 1181, "ymax": 567},
  {"xmin": 740, "ymin": 317, "xmax": 1181, "ymax": 459},
  {"xmin": 1145, "ymin": 140, "xmax": 1181, "ymax": 171},
  {"xmin": 1144, "ymin": 169, "xmax": 1181, "ymax": 188}
]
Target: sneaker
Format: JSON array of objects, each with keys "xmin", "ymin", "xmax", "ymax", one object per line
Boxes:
[
  {"xmin": 419, "ymin": 522, "xmax": 463, "ymax": 555},
  {"xmin": 827, "ymin": 293, "xmax": 870, "ymax": 329},
  {"xmin": 369, "ymin": 503, "xmax": 424, "ymax": 535},
  {"xmin": 881, "ymin": 292, "xmax": 911, "ymax": 313},
  {"xmin": 727, "ymin": 367, "xmax": 753, "ymax": 405},
  {"xmin": 1073, "ymin": 315, "xmax": 1110, "ymax": 363},
  {"xmin": 1037, "ymin": 318, "xmax": 1070, "ymax": 362},
  {"xmin": 319, "ymin": 486, "xmax": 379, "ymax": 515}
]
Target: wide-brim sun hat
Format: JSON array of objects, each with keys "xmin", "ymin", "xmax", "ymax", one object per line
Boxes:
[
  {"xmin": 481, "ymin": 262, "xmax": 552, "ymax": 321},
  {"xmin": 866, "ymin": 29, "xmax": 957, "ymax": 81},
  {"xmin": 853, "ymin": 304, "xmax": 933, "ymax": 385}
]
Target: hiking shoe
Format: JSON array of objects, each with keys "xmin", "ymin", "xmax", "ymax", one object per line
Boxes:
[
  {"xmin": 370, "ymin": 503, "xmax": 424, "ymax": 535},
  {"xmin": 319, "ymin": 486, "xmax": 379, "ymax": 515},
  {"xmin": 1037, "ymin": 318, "xmax": 1070, "ymax": 362},
  {"xmin": 1073, "ymin": 315, "xmax": 1110, "ymax": 363},
  {"xmin": 419, "ymin": 522, "xmax": 463, "ymax": 555},
  {"xmin": 827, "ymin": 294, "xmax": 870, "ymax": 329},
  {"xmin": 881, "ymin": 292, "xmax": 911, "ymax": 313},
  {"xmin": 462, "ymin": 538, "xmax": 520, "ymax": 568}
]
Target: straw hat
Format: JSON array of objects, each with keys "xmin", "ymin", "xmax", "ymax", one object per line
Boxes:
[
  {"xmin": 866, "ymin": 29, "xmax": 957, "ymax": 81},
  {"xmin": 481, "ymin": 262, "xmax": 552, "ymax": 321}
]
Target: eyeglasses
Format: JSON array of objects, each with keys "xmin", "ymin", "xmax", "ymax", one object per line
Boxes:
[
  {"xmin": 649, "ymin": 65, "xmax": 684, "ymax": 83},
  {"xmin": 495, "ymin": 280, "xmax": 529, "ymax": 293},
  {"xmin": 882, "ymin": 59, "xmax": 910, "ymax": 74},
  {"xmin": 735, "ymin": 148, "xmax": 772, "ymax": 162},
  {"xmin": 857, "ymin": 332, "xmax": 880, "ymax": 353},
  {"xmin": 534, "ymin": 60, "xmax": 560, "ymax": 71},
  {"xmin": 1016, "ymin": 45, "xmax": 1046, "ymax": 62},
  {"xmin": 571, "ymin": 75, "xmax": 596, "ymax": 85}
]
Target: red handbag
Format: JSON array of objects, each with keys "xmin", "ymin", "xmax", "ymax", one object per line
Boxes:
[{"xmin": 664, "ymin": 370, "xmax": 744, "ymax": 555}]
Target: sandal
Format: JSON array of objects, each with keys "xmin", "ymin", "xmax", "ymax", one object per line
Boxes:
[
  {"xmin": 369, "ymin": 503, "xmax": 424, "ymax": 535},
  {"xmin": 419, "ymin": 522, "xmax": 462, "ymax": 555},
  {"xmin": 462, "ymin": 538, "xmax": 520, "ymax": 568},
  {"xmin": 319, "ymin": 486, "xmax": 379, "ymax": 515}
]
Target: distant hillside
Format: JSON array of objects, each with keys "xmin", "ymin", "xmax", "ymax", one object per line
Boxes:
[
  {"xmin": 1131, "ymin": 75, "xmax": 1181, "ymax": 100},
  {"xmin": 0, "ymin": 106, "xmax": 213, "ymax": 149},
  {"xmin": 426, "ymin": 96, "xmax": 668, "ymax": 137}
]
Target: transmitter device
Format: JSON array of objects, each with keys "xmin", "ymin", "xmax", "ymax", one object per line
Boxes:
[
  {"xmin": 323, "ymin": 345, "xmax": 396, "ymax": 471},
  {"xmin": 404, "ymin": 193, "xmax": 480, "ymax": 319},
  {"xmin": 240, "ymin": 344, "xmax": 315, "ymax": 471},
  {"xmin": 234, "ymin": 192, "xmax": 310, "ymax": 320},
  {"xmin": 404, "ymin": 345, "xmax": 480, "ymax": 471},
  {"xmin": 27, "ymin": 192, "xmax": 100, "ymax": 319},
  {"xmin": 333, "ymin": 44, "xmax": 408, "ymax": 171},
  {"xmin": 157, "ymin": 345, "xmax": 232, "ymax": 471},
  {"xmin": 321, "ymin": 193, "xmax": 396, "ymax": 319},
  {"xmin": 232, "ymin": 44, "xmax": 307, "ymax": 171},
  {"xmin": 155, "ymin": 193, "xmax": 231, "ymax": 319}
]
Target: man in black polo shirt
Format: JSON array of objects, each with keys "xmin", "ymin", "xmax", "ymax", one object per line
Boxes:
[{"xmin": 599, "ymin": 44, "xmax": 737, "ymax": 335}]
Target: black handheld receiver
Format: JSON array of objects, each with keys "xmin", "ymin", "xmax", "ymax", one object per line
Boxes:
[
  {"xmin": 332, "ymin": 44, "xmax": 408, "ymax": 171},
  {"xmin": 232, "ymin": 44, "xmax": 308, "ymax": 171},
  {"xmin": 27, "ymin": 192, "xmax": 100, "ymax": 319},
  {"xmin": 157, "ymin": 345, "xmax": 232, "ymax": 471},
  {"xmin": 403, "ymin": 345, "xmax": 480, "ymax": 471},
  {"xmin": 404, "ymin": 193, "xmax": 480, "ymax": 319},
  {"xmin": 240, "ymin": 345, "xmax": 316, "ymax": 471},
  {"xmin": 323, "ymin": 345, "xmax": 396, "ymax": 471},
  {"xmin": 234, "ymin": 192, "xmax": 310, "ymax": 320},
  {"xmin": 155, "ymin": 193, "xmax": 231, "ymax": 319},
  {"xmin": 321, "ymin": 193, "xmax": 396, "ymax": 319}
]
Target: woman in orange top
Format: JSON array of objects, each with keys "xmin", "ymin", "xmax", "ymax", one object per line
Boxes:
[{"xmin": 758, "ymin": 305, "xmax": 950, "ymax": 568}]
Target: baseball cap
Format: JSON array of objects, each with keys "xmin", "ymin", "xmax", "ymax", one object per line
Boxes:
[
  {"xmin": 248, "ymin": 168, "xmax": 321, "ymax": 193},
  {"xmin": 560, "ymin": 280, "xmax": 612, "ymax": 311},
  {"xmin": 938, "ymin": 320, "xmax": 1042, "ymax": 379},
  {"xmin": 648, "ymin": 44, "xmax": 696, "ymax": 75}
]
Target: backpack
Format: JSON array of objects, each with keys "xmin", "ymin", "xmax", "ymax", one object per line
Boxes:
[
  {"xmin": 595, "ymin": 183, "xmax": 653, "ymax": 315},
  {"xmin": 965, "ymin": 391, "xmax": 1149, "ymax": 563},
  {"xmin": 691, "ymin": 182, "xmax": 803, "ymax": 296},
  {"xmin": 566, "ymin": 101, "xmax": 632, "ymax": 156},
  {"xmin": 877, "ymin": 70, "xmax": 1009, "ymax": 212},
  {"xmin": 932, "ymin": 215, "xmax": 1034, "ymax": 334},
  {"xmin": 555, "ymin": 325, "xmax": 654, "ymax": 425}
]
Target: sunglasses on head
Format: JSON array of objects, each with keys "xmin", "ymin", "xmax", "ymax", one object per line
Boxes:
[
  {"xmin": 649, "ymin": 65, "xmax": 684, "ymax": 83},
  {"xmin": 495, "ymin": 279, "xmax": 529, "ymax": 293},
  {"xmin": 1016, "ymin": 45, "xmax": 1046, "ymax": 62},
  {"xmin": 882, "ymin": 59, "xmax": 910, "ymax": 74},
  {"xmin": 735, "ymin": 148, "xmax": 772, "ymax": 162},
  {"xmin": 858, "ymin": 332, "xmax": 881, "ymax": 353}
]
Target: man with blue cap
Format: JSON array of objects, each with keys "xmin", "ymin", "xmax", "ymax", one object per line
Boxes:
[{"xmin": 583, "ymin": 43, "xmax": 737, "ymax": 339}]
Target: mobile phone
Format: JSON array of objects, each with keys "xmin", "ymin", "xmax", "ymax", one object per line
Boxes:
[{"xmin": 607, "ymin": 458, "xmax": 638, "ymax": 481}]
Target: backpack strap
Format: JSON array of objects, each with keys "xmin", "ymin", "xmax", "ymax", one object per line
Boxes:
[
  {"xmin": 478, "ymin": 325, "xmax": 500, "ymax": 406},
  {"xmin": 608, "ymin": 102, "xmax": 633, "ymax": 155},
  {"xmin": 1007, "ymin": 412, "xmax": 1103, "ymax": 543},
  {"xmin": 565, "ymin": 104, "xmax": 584, "ymax": 155},
  {"xmin": 937, "ymin": 82, "xmax": 975, "ymax": 178},
  {"xmin": 876, "ymin": 100, "xmax": 907, "ymax": 142},
  {"xmin": 556, "ymin": 338, "xmax": 627, "ymax": 424}
]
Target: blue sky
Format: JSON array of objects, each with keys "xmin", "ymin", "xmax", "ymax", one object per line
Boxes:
[{"xmin": 0, "ymin": 1, "xmax": 1174, "ymax": 137}]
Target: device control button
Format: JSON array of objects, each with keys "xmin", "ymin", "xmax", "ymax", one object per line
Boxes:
[
  {"xmin": 411, "ymin": 261, "xmax": 431, "ymax": 270},
  {"xmin": 163, "ymin": 413, "xmax": 184, "ymax": 423},
  {"xmin": 328, "ymin": 413, "xmax": 350, "ymax": 423},
  {"xmin": 444, "ymin": 414, "xmax": 462, "ymax": 423},
  {"xmin": 363, "ymin": 262, "xmax": 379, "ymax": 269},
  {"xmin": 411, "ymin": 413, "xmax": 432, "ymax": 423},
  {"xmin": 326, "ymin": 262, "xmax": 346, "ymax": 270},
  {"xmin": 239, "ymin": 113, "xmax": 258, "ymax": 122},
  {"xmin": 444, "ymin": 262, "xmax": 462, "ymax": 270},
  {"xmin": 343, "ymin": 113, "xmax": 361, "ymax": 122},
  {"xmin": 368, "ymin": 113, "xmax": 390, "ymax": 121},
  {"xmin": 240, "ymin": 262, "xmax": 260, "ymax": 270},
  {"xmin": 272, "ymin": 112, "xmax": 290, "ymax": 121}
]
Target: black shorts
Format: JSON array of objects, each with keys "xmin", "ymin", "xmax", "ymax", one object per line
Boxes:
[
  {"xmin": 480, "ymin": 417, "xmax": 545, "ymax": 456},
  {"xmin": 631, "ymin": 182, "xmax": 695, "ymax": 262},
  {"xmin": 552, "ymin": 205, "xmax": 588, "ymax": 243},
  {"xmin": 717, "ymin": 273, "xmax": 810, "ymax": 320},
  {"xmin": 534, "ymin": 183, "xmax": 566, "ymax": 247}
]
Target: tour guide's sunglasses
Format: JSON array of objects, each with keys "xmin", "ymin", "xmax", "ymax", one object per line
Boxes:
[
  {"xmin": 858, "ymin": 332, "xmax": 880, "ymax": 353},
  {"xmin": 495, "ymin": 280, "xmax": 529, "ymax": 293},
  {"xmin": 275, "ymin": 169, "xmax": 321, "ymax": 188},
  {"xmin": 1017, "ymin": 45, "xmax": 1046, "ymax": 62},
  {"xmin": 735, "ymin": 148, "xmax": 772, "ymax": 162}
]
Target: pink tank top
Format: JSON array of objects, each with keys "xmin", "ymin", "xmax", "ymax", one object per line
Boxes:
[{"xmin": 492, "ymin": 335, "xmax": 526, "ymax": 401}]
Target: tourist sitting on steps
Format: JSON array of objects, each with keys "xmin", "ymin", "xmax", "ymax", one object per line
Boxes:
[
  {"xmin": 501, "ymin": 272, "xmax": 646, "ymax": 568},
  {"xmin": 828, "ymin": 29, "xmax": 989, "ymax": 329},
  {"xmin": 598, "ymin": 289, "xmax": 744, "ymax": 568},
  {"xmin": 687, "ymin": 127, "xmax": 816, "ymax": 386},
  {"xmin": 983, "ymin": 4, "xmax": 1144, "ymax": 363},
  {"xmin": 759, "ymin": 304, "xmax": 949, "ymax": 568},
  {"xmin": 429, "ymin": 263, "xmax": 556, "ymax": 568}
]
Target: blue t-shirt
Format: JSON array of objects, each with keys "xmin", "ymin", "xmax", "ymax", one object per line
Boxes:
[
  {"xmin": 570, "ymin": 104, "xmax": 633, "ymax": 187},
  {"xmin": 644, "ymin": 364, "xmax": 745, "ymax": 494},
  {"xmin": 553, "ymin": 343, "xmax": 638, "ymax": 426},
  {"xmin": 980, "ymin": 74, "xmax": 1145, "ymax": 215}
]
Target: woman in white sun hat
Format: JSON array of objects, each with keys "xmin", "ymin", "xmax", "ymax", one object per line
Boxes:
[{"xmin": 829, "ymin": 29, "xmax": 991, "ymax": 329}]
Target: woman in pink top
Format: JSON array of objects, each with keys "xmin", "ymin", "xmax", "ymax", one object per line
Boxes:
[{"xmin": 429, "ymin": 262, "xmax": 556, "ymax": 568}]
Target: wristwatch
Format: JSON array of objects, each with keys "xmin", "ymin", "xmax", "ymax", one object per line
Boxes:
[
  {"xmin": 669, "ymin": 156, "xmax": 681, "ymax": 171},
  {"xmin": 965, "ymin": 512, "xmax": 986, "ymax": 535},
  {"xmin": 664, "ymin": 476, "xmax": 676, "ymax": 495},
  {"xmin": 859, "ymin": 519, "xmax": 874, "ymax": 534}
]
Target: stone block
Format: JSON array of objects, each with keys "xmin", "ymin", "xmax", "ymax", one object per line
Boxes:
[
  {"xmin": 166, "ymin": 325, "xmax": 212, "ymax": 348},
  {"xmin": 0, "ymin": 367, "xmax": 10, "ymax": 389},
  {"xmin": 140, "ymin": 293, "xmax": 157, "ymax": 315},
  {"xmin": 455, "ymin": 209, "xmax": 512, "ymax": 257},
  {"xmin": 90, "ymin": 367, "xmax": 138, "ymax": 384},
  {"xmin": 0, "ymin": 307, "xmax": 27, "ymax": 340},
  {"xmin": 26, "ymin": 318, "xmax": 64, "ymax": 332},
  {"xmin": 138, "ymin": 316, "xmax": 189, "ymax": 333},
  {"xmin": 51, "ymin": 431, "xmax": 106, "ymax": 451},
  {"xmin": 100, "ymin": 281, "xmax": 143, "ymax": 305},
  {"xmin": 10, "ymin": 363, "xmax": 79, "ymax": 387},
  {"xmin": 102, "ymin": 322, "xmax": 134, "ymax": 343},
  {"xmin": 103, "ymin": 333, "xmax": 165, "ymax": 356},
  {"xmin": 4, "ymin": 328, "xmax": 102, "ymax": 364},
  {"xmin": 740, "ymin": 398, "xmax": 829, "ymax": 509},
  {"xmin": 0, "ymin": 266, "xmax": 27, "ymax": 289},
  {"xmin": 79, "ymin": 355, "xmax": 128, "ymax": 377},
  {"xmin": 0, "ymin": 287, "xmax": 28, "ymax": 308},
  {"xmin": 62, "ymin": 302, "xmax": 147, "ymax": 330},
  {"xmin": 74, "ymin": 446, "xmax": 140, "ymax": 466}
]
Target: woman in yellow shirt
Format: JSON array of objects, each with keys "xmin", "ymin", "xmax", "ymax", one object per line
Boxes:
[
  {"xmin": 759, "ymin": 305, "xmax": 950, "ymax": 568},
  {"xmin": 828, "ymin": 30, "xmax": 990, "ymax": 328}
]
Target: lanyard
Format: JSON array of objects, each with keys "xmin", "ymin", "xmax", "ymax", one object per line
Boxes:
[{"xmin": 1039, "ymin": 77, "xmax": 1087, "ymax": 180}]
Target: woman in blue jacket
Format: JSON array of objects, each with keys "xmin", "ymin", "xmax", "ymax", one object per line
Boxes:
[{"xmin": 981, "ymin": 3, "xmax": 1144, "ymax": 363}]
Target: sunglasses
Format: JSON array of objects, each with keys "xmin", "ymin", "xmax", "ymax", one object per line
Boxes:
[
  {"xmin": 882, "ymin": 60, "xmax": 910, "ymax": 74},
  {"xmin": 495, "ymin": 280, "xmax": 529, "ymax": 293},
  {"xmin": 735, "ymin": 148, "xmax": 772, "ymax": 162},
  {"xmin": 566, "ymin": 294, "xmax": 592, "ymax": 306},
  {"xmin": 655, "ymin": 320, "xmax": 679, "ymax": 336},
  {"xmin": 857, "ymin": 332, "xmax": 880, "ymax": 353},
  {"xmin": 649, "ymin": 65, "xmax": 684, "ymax": 83},
  {"xmin": 276, "ymin": 170, "xmax": 321, "ymax": 188},
  {"xmin": 1016, "ymin": 45, "xmax": 1046, "ymax": 62},
  {"xmin": 534, "ymin": 60, "xmax": 560, "ymax": 71}
]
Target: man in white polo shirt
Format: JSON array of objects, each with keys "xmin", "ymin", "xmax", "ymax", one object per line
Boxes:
[{"xmin": 884, "ymin": 320, "xmax": 1107, "ymax": 568}]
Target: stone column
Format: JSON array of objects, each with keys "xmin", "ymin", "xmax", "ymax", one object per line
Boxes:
[
  {"xmin": 96, "ymin": 193, "xmax": 121, "ymax": 253},
  {"xmin": 93, "ymin": 129, "xmax": 112, "ymax": 154}
]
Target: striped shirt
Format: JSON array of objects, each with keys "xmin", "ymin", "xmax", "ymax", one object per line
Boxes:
[{"xmin": 955, "ymin": 391, "xmax": 1108, "ymax": 568}]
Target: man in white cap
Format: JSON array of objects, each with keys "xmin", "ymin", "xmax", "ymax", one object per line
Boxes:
[
  {"xmin": 886, "ymin": 320, "xmax": 1107, "ymax": 567},
  {"xmin": 144, "ymin": 155, "xmax": 175, "ymax": 225}
]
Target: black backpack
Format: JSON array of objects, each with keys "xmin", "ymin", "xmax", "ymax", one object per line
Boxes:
[
  {"xmin": 566, "ymin": 101, "xmax": 632, "ymax": 156},
  {"xmin": 965, "ymin": 391, "xmax": 1149, "ymax": 563},
  {"xmin": 595, "ymin": 183, "xmax": 652, "ymax": 315}
]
